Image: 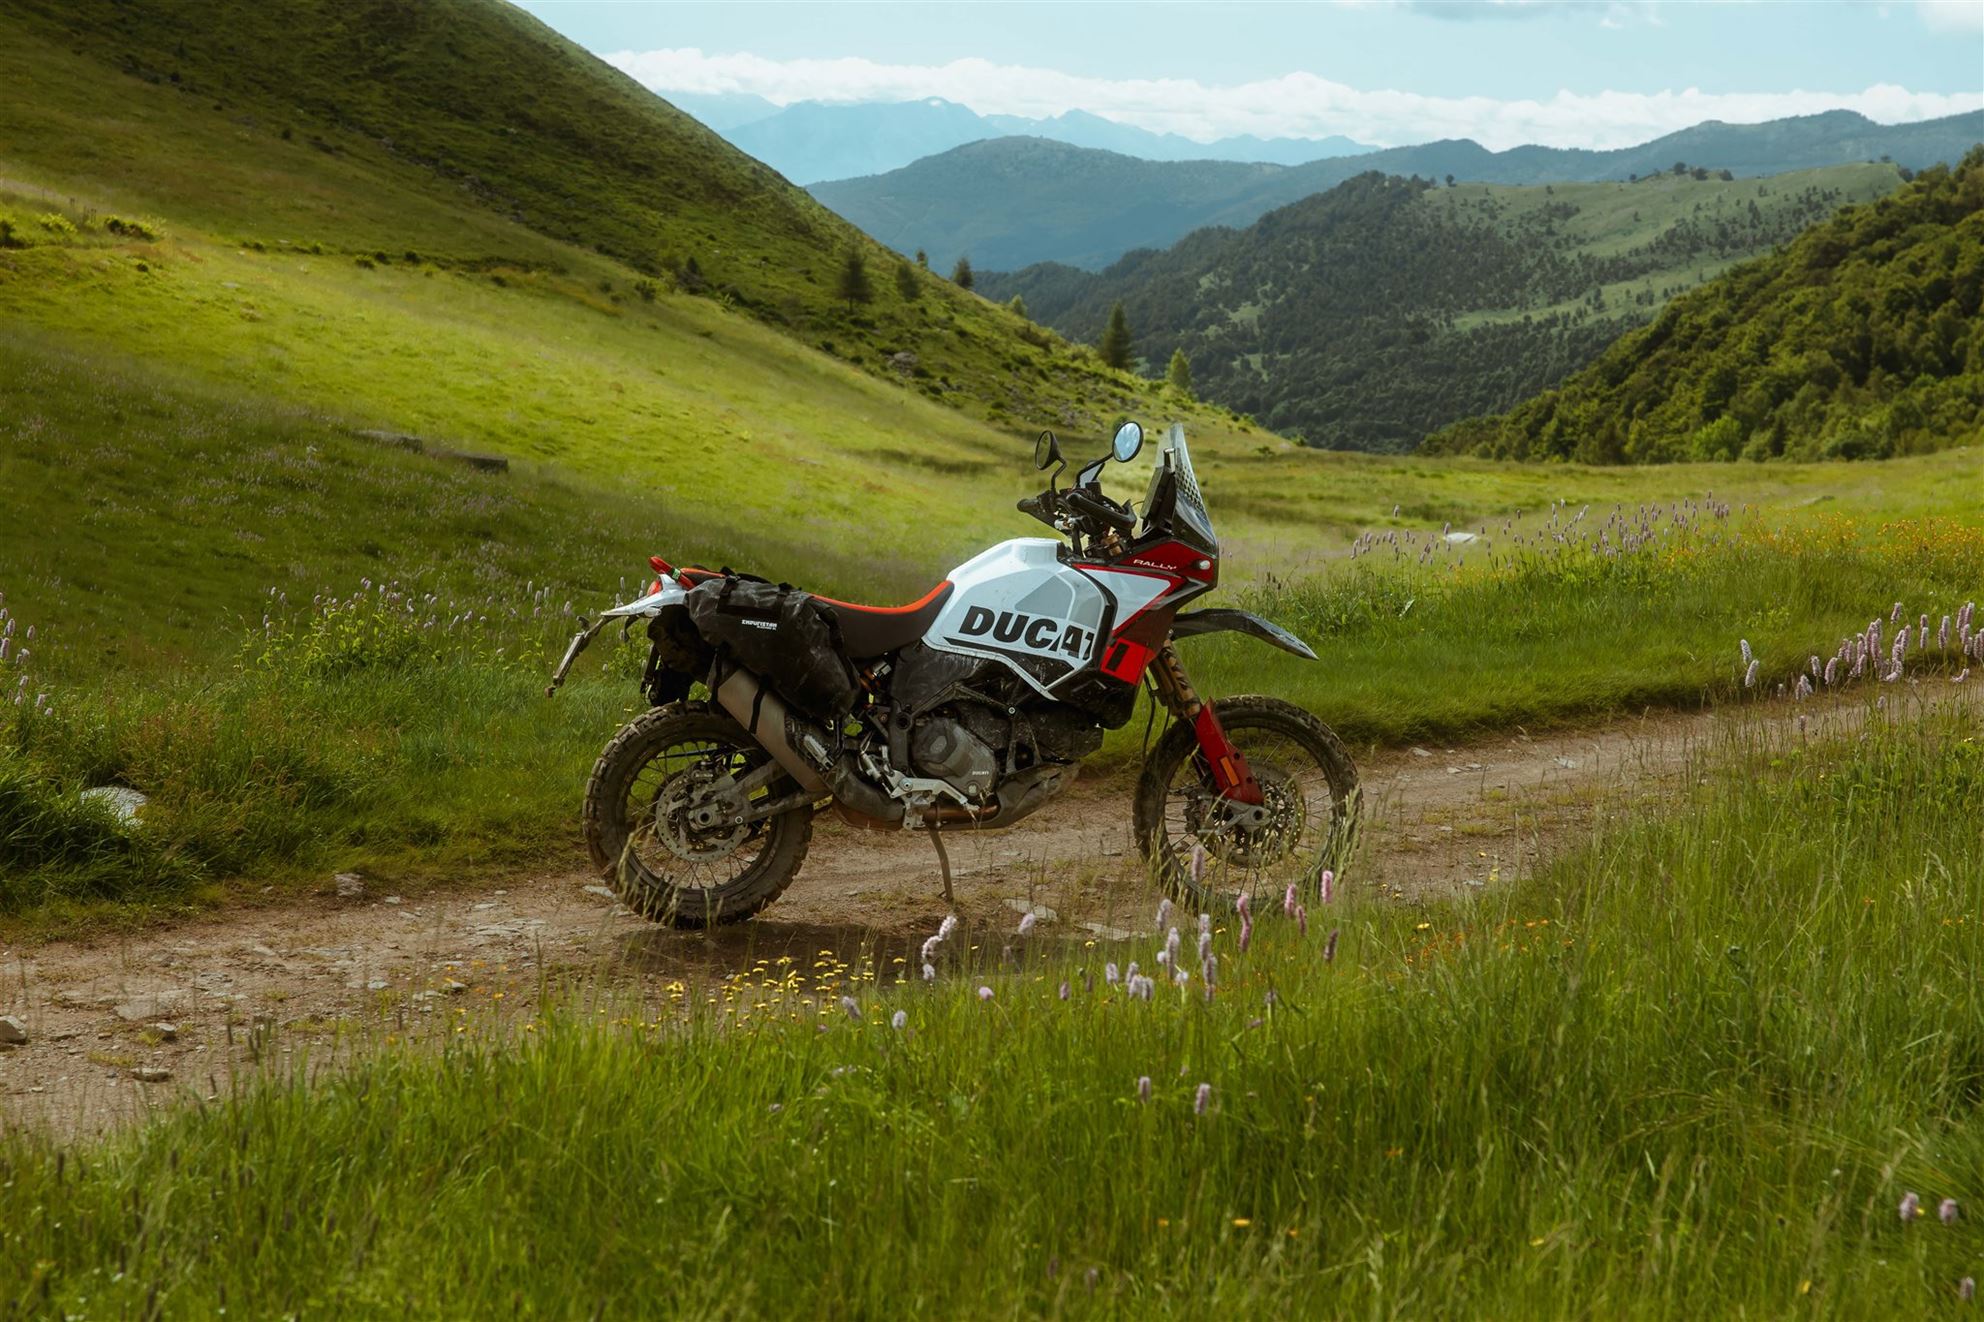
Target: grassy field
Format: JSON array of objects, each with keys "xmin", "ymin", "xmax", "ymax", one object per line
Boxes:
[
  {"xmin": 4, "ymin": 698, "xmax": 1983, "ymax": 1315},
  {"xmin": 2, "ymin": 331, "xmax": 1979, "ymax": 928}
]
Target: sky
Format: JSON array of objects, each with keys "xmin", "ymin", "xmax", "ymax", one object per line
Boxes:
[{"xmin": 514, "ymin": 0, "xmax": 1984, "ymax": 150}]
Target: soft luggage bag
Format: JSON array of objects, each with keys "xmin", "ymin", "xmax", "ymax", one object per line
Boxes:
[{"xmin": 685, "ymin": 574, "xmax": 860, "ymax": 721}]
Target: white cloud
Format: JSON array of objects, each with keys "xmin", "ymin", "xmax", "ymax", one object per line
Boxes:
[
  {"xmin": 605, "ymin": 48, "xmax": 1982, "ymax": 151},
  {"xmin": 1916, "ymin": 0, "xmax": 1984, "ymax": 31}
]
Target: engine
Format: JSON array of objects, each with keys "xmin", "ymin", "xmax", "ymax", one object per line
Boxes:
[{"xmin": 890, "ymin": 644, "xmax": 1110, "ymax": 803}]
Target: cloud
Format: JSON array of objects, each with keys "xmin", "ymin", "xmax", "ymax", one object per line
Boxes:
[
  {"xmin": 605, "ymin": 48, "xmax": 1982, "ymax": 151},
  {"xmin": 1916, "ymin": 0, "xmax": 1984, "ymax": 31}
]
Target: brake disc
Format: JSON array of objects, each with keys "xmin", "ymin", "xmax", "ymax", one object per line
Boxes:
[
  {"xmin": 1182, "ymin": 767, "xmax": 1305, "ymax": 870},
  {"xmin": 650, "ymin": 766, "xmax": 752, "ymax": 862}
]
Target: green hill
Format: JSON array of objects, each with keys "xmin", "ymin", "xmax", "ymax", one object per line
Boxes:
[
  {"xmin": 1424, "ymin": 150, "xmax": 1984, "ymax": 463},
  {"xmin": 0, "ymin": 0, "xmax": 1251, "ymax": 456},
  {"xmin": 813, "ymin": 111, "xmax": 1984, "ymax": 273},
  {"xmin": 980, "ymin": 165, "xmax": 1904, "ymax": 452}
]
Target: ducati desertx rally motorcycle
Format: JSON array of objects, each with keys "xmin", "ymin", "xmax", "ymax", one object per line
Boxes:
[{"xmin": 547, "ymin": 421, "xmax": 1358, "ymax": 927}]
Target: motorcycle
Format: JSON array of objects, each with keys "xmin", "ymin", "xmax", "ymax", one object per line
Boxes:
[{"xmin": 547, "ymin": 421, "xmax": 1357, "ymax": 927}]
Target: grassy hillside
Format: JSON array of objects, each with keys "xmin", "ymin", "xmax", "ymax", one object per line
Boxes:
[
  {"xmin": 0, "ymin": 0, "xmax": 1246, "ymax": 447},
  {"xmin": 813, "ymin": 110, "xmax": 1984, "ymax": 273},
  {"xmin": 983, "ymin": 165, "xmax": 1902, "ymax": 452},
  {"xmin": 1426, "ymin": 150, "xmax": 1984, "ymax": 463}
]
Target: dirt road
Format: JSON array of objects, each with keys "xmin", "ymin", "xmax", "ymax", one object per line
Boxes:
[{"xmin": 2, "ymin": 683, "xmax": 1974, "ymax": 1135}]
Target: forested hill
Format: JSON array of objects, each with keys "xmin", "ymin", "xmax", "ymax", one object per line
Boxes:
[
  {"xmin": 1424, "ymin": 149, "xmax": 1984, "ymax": 464},
  {"xmin": 812, "ymin": 110, "xmax": 1984, "ymax": 272},
  {"xmin": 980, "ymin": 164, "xmax": 1904, "ymax": 453}
]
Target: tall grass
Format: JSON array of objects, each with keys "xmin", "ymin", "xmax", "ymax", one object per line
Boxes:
[
  {"xmin": 3, "ymin": 700, "xmax": 1981, "ymax": 1315},
  {"xmin": 1198, "ymin": 507, "xmax": 1984, "ymax": 745}
]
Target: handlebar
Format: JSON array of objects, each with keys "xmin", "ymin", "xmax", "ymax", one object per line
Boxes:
[{"xmin": 1062, "ymin": 486, "xmax": 1136, "ymax": 534}]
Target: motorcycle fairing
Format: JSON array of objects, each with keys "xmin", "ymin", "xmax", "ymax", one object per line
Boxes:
[{"xmin": 922, "ymin": 539, "xmax": 1112, "ymax": 698}]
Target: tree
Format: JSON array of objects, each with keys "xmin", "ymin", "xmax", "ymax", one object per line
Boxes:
[
  {"xmin": 1007, "ymin": 293, "xmax": 1028, "ymax": 318},
  {"xmin": 951, "ymin": 255, "xmax": 974, "ymax": 290},
  {"xmin": 893, "ymin": 259, "xmax": 921, "ymax": 303},
  {"xmin": 836, "ymin": 247, "xmax": 873, "ymax": 311},
  {"xmin": 1165, "ymin": 347, "xmax": 1193, "ymax": 397},
  {"xmin": 1445, "ymin": 173, "xmax": 1455, "ymax": 188},
  {"xmin": 1098, "ymin": 301, "xmax": 1133, "ymax": 370},
  {"xmin": 915, "ymin": 248, "xmax": 929, "ymax": 269}
]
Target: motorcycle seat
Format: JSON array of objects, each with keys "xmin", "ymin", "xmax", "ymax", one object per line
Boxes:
[{"xmin": 816, "ymin": 582, "xmax": 955, "ymax": 658}]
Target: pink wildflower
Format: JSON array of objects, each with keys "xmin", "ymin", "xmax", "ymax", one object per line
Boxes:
[
  {"xmin": 1194, "ymin": 1082, "xmax": 1212, "ymax": 1115},
  {"xmin": 1320, "ymin": 869, "xmax": 1335, "ymax": 904}
]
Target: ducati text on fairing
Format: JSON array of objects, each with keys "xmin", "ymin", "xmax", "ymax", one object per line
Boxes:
[{"xmin": 548, "ymin": 421, "xmax": 1359, "ymax": 926}]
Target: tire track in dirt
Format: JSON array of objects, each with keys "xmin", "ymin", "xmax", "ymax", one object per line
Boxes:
[{"xmin": 4, "ymin": 682, "xmax": 1978, "ymax": 1135}]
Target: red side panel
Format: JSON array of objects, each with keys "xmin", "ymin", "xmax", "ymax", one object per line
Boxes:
[
  {"xmin": 1193, "ymin": 702, "xmax": 1264, "ymax": 806},
  {"xmin": 1098, "ymin": 636, "xmax": 1155, "ymax": 683}
]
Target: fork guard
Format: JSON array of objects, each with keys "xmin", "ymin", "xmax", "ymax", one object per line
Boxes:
[{"xmin": 1170, "ymin": 608, "xmax": 1318, "ymax": 660}]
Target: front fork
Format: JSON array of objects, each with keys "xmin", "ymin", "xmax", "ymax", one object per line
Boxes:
[{"xmin": 1148, "ymin": 643, "xmax": 1265, "ymax": 811}]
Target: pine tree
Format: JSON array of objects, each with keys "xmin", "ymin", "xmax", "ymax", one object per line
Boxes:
[
  {"xmin": 1098, "ymin": 301, "xmax": 1133, "ymax": 370},
  {"xmin": 951, "ymin": 255, "xmax": 974, "ymax": 290},
  {"xmin": 1165, "ymin": 347, "xmax": 1193, "ymax": 398},
  {"xmin": 836, "ymin": 247, "xmax": 873, "ymax": 311},
  {"xmin": 893, "ymin": 259, "xmax": 921, "ymax": 303},
  {"xmin": 1007, "ymin": 294, "xmax": 1028, "ymax": 319},
  {"xmin": 915, "ymin": 248, "xmax": 929, "ymax": 269}
]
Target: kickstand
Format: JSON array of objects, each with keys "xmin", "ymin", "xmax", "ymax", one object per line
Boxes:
[{"xmin": 926, "ymin": 825, "xmax": 955, "ymax": 908}]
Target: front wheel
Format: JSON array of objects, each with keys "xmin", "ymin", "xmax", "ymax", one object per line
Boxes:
[
  {"xmin": 1133, "ymin": 695, "xmax": 1358, "ymax": 912},
  {"xmin": 582, "ymin": 703, "xmax": 813, "ymax": 927}
]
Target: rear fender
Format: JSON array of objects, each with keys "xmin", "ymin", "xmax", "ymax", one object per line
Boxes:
[{"xmin": 1170, "ymin": 608, "xmax": 1316, "ymax": 660}]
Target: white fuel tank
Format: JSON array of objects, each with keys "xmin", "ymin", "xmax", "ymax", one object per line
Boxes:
[{"xmin": 923, "ymin": 539, "xmax": 1109, "ymax": 696}]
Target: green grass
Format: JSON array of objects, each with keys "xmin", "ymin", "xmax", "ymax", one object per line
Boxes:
[{"xmin": 5, "ymin": 701, "xmax": 1983, "ymax": 1315}]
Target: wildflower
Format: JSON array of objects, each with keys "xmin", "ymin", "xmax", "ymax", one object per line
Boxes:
[
  {"xmin": 1940, "ymin": 616, "xmax": 1952, "ymax": 650},
  {"xmin": 1173, "ymin": 966, "xmax": 1190, "ymax": 987},
  {"xmin": 1901, "ymin": 1191, "xmax": 1922, "ymax": 1222},
  {"xmin": 1165, "ymin": 926, "xmax": 1182, "ymax": 967},
  {"xmin": 840, "ymin": 995, "xmax": 861, "ymax": 1020},
  {"xmin": 1320, "ymin": 869, "xmax": 1335, "ymax": 904},
  {"xmin": 921, "ymin": 963, "xmax": 936, "ymax": 982},
  {"xmin": 1744, "ymin": 659, "xmax": 1759, "ymax": 688},
  {"xmin": 1194, "ymin": 1082, "xmax": 1212, "ymax": 1115},
  {"xmin": 1941, "ymin": 1198, "xmax": 1960, "ymax": 1225},
  {"xmin": 1127, "ymin": 961, "xmax": 1141, "ymax": 982},
  {"xmin": 977, "ymin": 986, "xmax": 994, "ymax": 1002},
  {"xmin": 1137, "ymin": 1075, "xmax": 1152, "ymax": 1103},
  {"xmin": 1189, "ymin": 843, "xmax": 1208, "ymax": 884},
  {"xmin": 1956, "ymin": 670, "xmax": 1971, "ymax": 684},
  {"xmin": 1324, "ymin": 929, "xmax": 1339, "ymax": 963},
  {"xmin": 891, "ymin": 1010, "xmax": 907, "ymax": 1030},
  {"xmin": 1809, "ymin": 654, "xmax": 1820, "ymax": 679},
  {"xmin": 1202, "ymin": 954, "xmax": 1217, "ymax": 987},
  {"xmin": 1919, "ymin": 614, "xmax": 1930, "ymax": 649},
  {"xmin": 1823, "ymin": 657, "xmax": 1838, "ymax": 686},
  {"xmin": 938, "ymin": 914, "xmax": 958, "ymax": 941},
  {"xmin": 1058, "ymin": 981, "xmax": 1070, "ymax": 1001},
  {"xmin": 1296, "ymin": 904, "xmax": 1309, "ymax": 938},
  {"xmin": 1238, "ymin": 916, "xmax": 1252, "ymax": 953},
  {"xmin": 1104, "ymin": 962, "xmax": 1120, "ymax": 985},
  {"xmin": 1284, "ymin": 884, "xmax": 1298, "ymax": 918},
  {"xmin": 1793, "ymin": 675, "xmax": 1811, "ymax": 701},
  {"xmin": 1740, "ymin": 638, "xmax": 1752, "ymax": 666},
  {"xmin": 1155, "ymin": 897, "xmax": 1173, "ymax": 930},
  {"xmin": 1962, "ymin": 1277, "xmax": 1976, "ymax": 1302},
  {"xmin": 1892, "ymin": 601, "xmax": 1904, "ymax": 623},
  {"xmin": 1017, "ymin": 912, "xmax": 1036, "ymax": 937}
]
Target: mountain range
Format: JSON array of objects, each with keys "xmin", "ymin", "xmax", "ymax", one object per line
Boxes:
[
  {"xmin": 980, "ymin": 164, "xmax": 1906, "ymax": 453},
  {"xmin": 712, "ymin": 97, "xmax": 1371, "ymax": 185},
  {"xmin": 813, "ymin": 109, "xmax": 1984, "ymax": 272}
]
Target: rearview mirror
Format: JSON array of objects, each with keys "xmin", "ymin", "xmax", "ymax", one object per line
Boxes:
[
  {"xmin": 1113, "ymin": 421, "xmax": 1144, "ymax": 463},
  {"xmin": 1034, "ymin": 430, "xmax": 1064, "ymax": 472}
]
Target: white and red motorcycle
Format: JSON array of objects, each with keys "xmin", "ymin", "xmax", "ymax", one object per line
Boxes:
[{"xmin": 548, "ymin": 422, "xmax": 1357, "ymax": 926}]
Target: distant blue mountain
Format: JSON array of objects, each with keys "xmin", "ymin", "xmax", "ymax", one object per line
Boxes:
[{"xmin": 705, "ymin": 97, "xmax": 1371, "ymax": 184}]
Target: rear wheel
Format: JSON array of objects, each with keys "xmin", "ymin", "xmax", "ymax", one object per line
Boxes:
[
  {"xmin": 1133, "ymin": 695, "xmax": 1358, "ymax": 913},
  {"xmin": 582, "ymin": 703, "xmax": 813, "ymax": 927}
]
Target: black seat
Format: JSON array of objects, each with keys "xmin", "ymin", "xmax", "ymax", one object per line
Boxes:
[{"xmin": 818, "ymin": 582, "xmax": 955, "ymax": 659}]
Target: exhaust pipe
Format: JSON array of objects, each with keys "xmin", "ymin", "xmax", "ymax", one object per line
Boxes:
[
  {"xmin": 714, "ymin": 668, "xmax": 829, "ymax": 796},
  {"xmin": 715, "ymin": 665, "xmax": 909, "ymax": 824}
]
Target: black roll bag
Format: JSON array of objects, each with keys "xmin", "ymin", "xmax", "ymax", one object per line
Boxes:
[{"xmin": 685, "ymin": 574, "xmax": 860, "ymax": 721}]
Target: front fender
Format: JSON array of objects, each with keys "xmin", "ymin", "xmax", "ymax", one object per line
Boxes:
[{"xmin": 1170, "ymin": 607, "xmax": 1317, "ymax": 661}]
